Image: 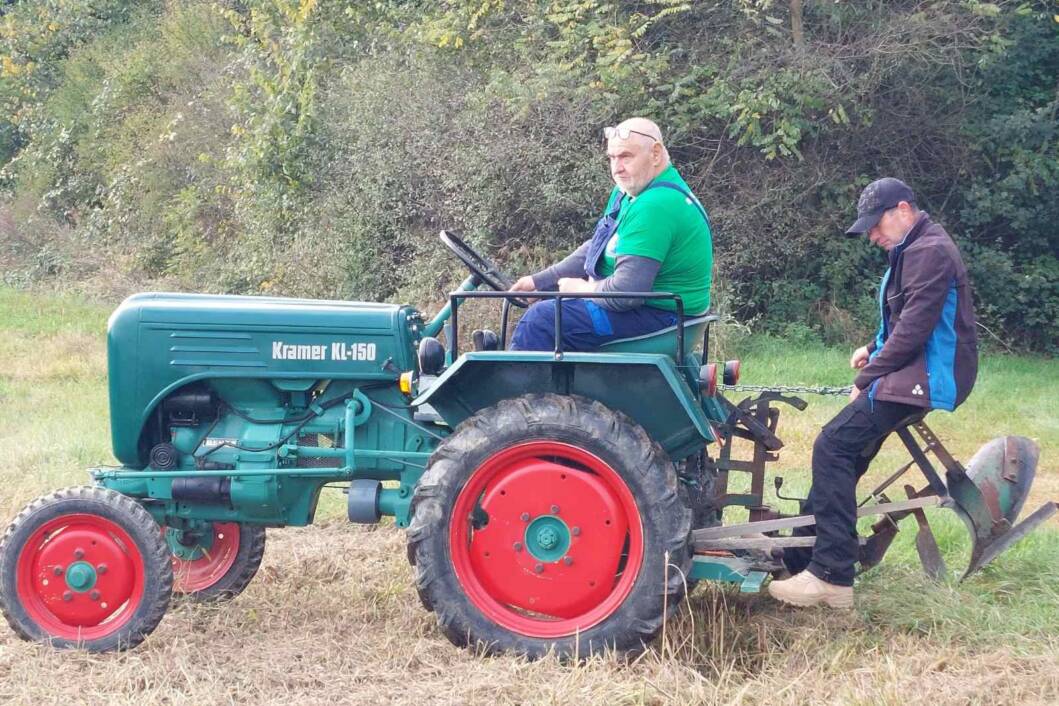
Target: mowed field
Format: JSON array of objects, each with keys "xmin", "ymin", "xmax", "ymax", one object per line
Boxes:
[{"xmin": 0, "ymin": 288, "xmax": 1057, "ymax": 706}]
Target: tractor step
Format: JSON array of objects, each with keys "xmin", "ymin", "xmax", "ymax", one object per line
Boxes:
[{"xmin": 689, "ymin": 555, "xmax": 771, "ymax": 593}]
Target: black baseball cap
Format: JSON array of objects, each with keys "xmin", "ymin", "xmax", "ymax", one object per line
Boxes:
[{"xmin": 846, "ymin": 177, "xmax": 916, "ymax": 236}]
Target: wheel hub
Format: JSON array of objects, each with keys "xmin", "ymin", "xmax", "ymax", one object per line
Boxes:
[
  {"xmin": 164, "ymin": 525, "xmax": 215, "ymax": 561},
  {"xmin": 64, "ymin": 561, "xmax": 97, "ymax": 593},
  {"xmin": 525, "ymin": 516, "xmax": 569, "ymax": 561}
]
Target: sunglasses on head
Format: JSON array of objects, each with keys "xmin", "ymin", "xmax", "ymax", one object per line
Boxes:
[{"xmin": 604, "ymin": 126, "xmax": 659, "ymax": 142}]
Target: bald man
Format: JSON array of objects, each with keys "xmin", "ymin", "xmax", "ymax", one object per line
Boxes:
[{"xmin": 508, "ymin": 118, "xmax": 713, "ymax": 351}]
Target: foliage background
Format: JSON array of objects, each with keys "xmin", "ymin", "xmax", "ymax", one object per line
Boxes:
[{"xmin": 0, "ymin": 0, "xmax": 1056, "ymax": 352}]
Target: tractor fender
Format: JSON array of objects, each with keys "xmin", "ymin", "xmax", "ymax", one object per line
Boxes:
[{"xmin": 412, "ymin": 351, "xmax": 714, "ymax": 460}]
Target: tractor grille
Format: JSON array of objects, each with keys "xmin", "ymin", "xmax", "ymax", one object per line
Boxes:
[{"xmin": 296, "ymin": 433, "xmax": 341, "ymax": 468}]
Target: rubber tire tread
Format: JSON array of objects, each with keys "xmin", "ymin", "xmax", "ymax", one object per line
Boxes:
[
  {"xmin": 676, "ymin": 453, "xmax": 720, "ymax": 592},
  {"xmin": 0, "ymin": 486, "xmax": 173, "ymax": 652},
  {"xmin": 406, "ymin": 393, "xmax": 692, "ymax": 659},
  {"xmin": 175, "ymin": 524, "xmax": 266, "ymax": 602},
  {"xmin": 677, "ymin": 453, "xmax": 722, "ymax": 532}
]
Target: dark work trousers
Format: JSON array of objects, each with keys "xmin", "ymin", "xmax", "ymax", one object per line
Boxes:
[
  {"xmin": 509, "ymin": 298, "xmax": 677, "ymax": 352},
  {"xmin": 783, "ymin": 393, "xmax": 923, "ymax": 586}
]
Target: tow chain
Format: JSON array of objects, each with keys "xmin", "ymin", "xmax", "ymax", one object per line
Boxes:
[{"xmin": 718, "ymin": 383, "xmax": 853, "ymax": 397}]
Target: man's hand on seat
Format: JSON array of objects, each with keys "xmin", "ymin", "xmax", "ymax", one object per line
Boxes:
[{"xmin": 557, "ymin": 277, "xmax": 597, "ymax": 293}]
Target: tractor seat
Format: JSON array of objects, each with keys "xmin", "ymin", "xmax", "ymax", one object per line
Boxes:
[{"xmin": 599, "ymin": 314, "xmax": 716, "ymax": 357}]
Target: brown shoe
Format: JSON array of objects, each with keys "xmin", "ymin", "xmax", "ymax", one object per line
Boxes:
[{"xmin": 767, "ymin": 570, "xmax": 854, "ymax": 609}]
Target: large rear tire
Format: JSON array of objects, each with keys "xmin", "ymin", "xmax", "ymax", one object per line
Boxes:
[
  {"xmin": 0, "ymin": 486, "xmax": 173, "ymax": 651},
  {"xmin": 407, "ymin": 394, "xmax": 692, "ymax": 659}
]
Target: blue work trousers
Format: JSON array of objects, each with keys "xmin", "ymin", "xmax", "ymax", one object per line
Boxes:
[{"xmin": 510, "ymin": 299, "xmax": 677, "ymax": 352}]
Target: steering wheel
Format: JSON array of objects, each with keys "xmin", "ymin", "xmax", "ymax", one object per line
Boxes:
[{"xmin": 439, "ymin": 230, "xmax": 528, "ymax": 308}]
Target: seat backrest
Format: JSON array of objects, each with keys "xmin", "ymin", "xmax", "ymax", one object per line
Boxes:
[{"xmin": 598, "ymin": 314, "xmax": 716, "ymax": 357}]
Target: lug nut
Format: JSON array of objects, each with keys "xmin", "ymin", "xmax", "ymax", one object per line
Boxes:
[
  {"xmin": 513, "ymin": 542, "xmax": 523, "ymax": 552},
  {"xmin": 73, "ymin": 548, "xmax": 85, "ymax": 559},
  {"xmin": 53, "ymin": 566, "xmax": 63, "ymax": 576},
  {"xmin": 571, "ymin": 526, "xmax": 581, "ymax": 536},
  {"xmin": 96, "ymin": 564, "xmax": 108, "ymax": 574},
  {"xmin": 563, "ymin": 556, "xmax": 573, "ymax": 566},
  {"xmin": 550, "ymin": 504, "xmax": 560, "ymax": 514},
  {"xmin": 62, "ymin": 591, "xmax": 73, "ymax": 602},
  {"xmin": 90, "ymin": 590, "xmax": 101, "ymax": 601},
  {"xmin": 534, "ymin": 563, "xmax": 544, "ymax": 574},
  {"xmin": 520, "ymin": 512, "xmax": 530, "ymax": 522}
]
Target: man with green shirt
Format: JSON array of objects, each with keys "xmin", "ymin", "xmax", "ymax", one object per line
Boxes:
[{"xmin": 509, "ymin": 117, "xmax": 713, "ymax": 351}]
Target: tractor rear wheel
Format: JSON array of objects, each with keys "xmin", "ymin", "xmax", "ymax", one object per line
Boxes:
[
  {"xmin": 407, "ymin": 393, "xmax": 692, "ymax": 659},
  {"xmin": 0, "ymin": 486, "xmax": 173, "ymax": 651},
  {"xmin": 166, "ymin": 522, "xmax": 266, "ymax": 601}
]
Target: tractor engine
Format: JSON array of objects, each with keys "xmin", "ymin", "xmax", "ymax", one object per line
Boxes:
[{"xmin": 98, "ymin": 292, "xmax": 437, "ymax": 527}]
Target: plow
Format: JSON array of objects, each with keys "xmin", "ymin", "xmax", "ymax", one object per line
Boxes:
[
  {"xmin": 688, "ymin": 389, "xmax": 1052, "ymax": 590},
  {"xmin": 0, "ymin": 231, "xmax": 1052, "ymax": 658}
]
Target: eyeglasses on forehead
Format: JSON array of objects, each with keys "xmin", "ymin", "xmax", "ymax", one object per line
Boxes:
[{"xmin": 603, "ymin": 126, "xmax": 659, "ymax": 142}]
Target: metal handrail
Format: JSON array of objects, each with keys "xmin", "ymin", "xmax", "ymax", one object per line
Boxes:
[{"xmin": 448, "ymin": 290, "xmax": 687, "ymax": 360}]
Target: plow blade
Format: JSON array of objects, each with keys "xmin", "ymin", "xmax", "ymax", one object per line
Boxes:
[{"xmin": 947, "ymin": 436, "xmax": 1049, "ymax": 580}]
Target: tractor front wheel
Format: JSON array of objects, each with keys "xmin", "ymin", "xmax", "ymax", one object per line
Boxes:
[
  {"xmin": 0, "ymin": 486, "xmax": 173, "ymax": 651},
  {"xmin": 166, "ymin": 522, "xmax": 266, "ymax": 601},
  {"xmin": 407, "ymin": 394, "xmax": 691, "ymax": 659}
]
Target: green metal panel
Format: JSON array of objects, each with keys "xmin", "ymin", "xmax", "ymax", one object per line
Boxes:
[
  {"xmin": 413, "ymin": 351, "xmax": 715, "ymax": 459},
  {"xmin": 106, "ymin": 293, "xmax": 423, "ymax": 467}
]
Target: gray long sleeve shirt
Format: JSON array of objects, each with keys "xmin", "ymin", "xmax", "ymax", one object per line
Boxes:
[{"xmin": 530, "ymin": 241, "xmax": 661, "ymax": 312}]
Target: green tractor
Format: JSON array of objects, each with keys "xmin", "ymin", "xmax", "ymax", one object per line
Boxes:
[{"xmin": 0, "ymin": 233, "xmax": 1051, "ymax": 657}]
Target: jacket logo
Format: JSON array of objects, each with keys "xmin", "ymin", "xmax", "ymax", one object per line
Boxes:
[{"xmin": 912, "ymin": 384, "xmax": 925, "ymax": 396}]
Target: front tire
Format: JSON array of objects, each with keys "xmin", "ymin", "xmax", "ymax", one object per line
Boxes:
[
  {"xmin": 167, "ymin": 522, "xmax": 266, "ymax": 601},
  {"xmin": 407, "ymin": 394, "xmax": 691, "ymax": 659},
  {"xmin": 0, "ymin": 486, "xmax": 173, "ymax": 651}
]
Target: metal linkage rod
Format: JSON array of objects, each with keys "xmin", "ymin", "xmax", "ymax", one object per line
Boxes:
[
  {"xmin": 692, "ymin": 496, "xmax": 943, "ymax": 544},
  {"xmin": 719, "ymin": 383, "xmax": 852, "ymax": 396}
]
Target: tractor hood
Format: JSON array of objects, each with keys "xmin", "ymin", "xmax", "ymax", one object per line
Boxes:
[{"xmin": 106, "ymin": 292, "xmax": 421, "ymax": 467}]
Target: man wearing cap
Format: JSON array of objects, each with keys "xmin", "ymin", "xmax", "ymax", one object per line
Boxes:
[
  {"xmin": 769, "ymin": 177, "xmax": 978, "ymax": 609},
  {"xmin": 506, "ymin": 117, "xmax": 712, "ymax": 351}
]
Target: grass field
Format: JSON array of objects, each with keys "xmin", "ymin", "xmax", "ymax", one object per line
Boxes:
[{"xmin": 0, "ymin": 288, "xmax": 1057, "ymax": 705}]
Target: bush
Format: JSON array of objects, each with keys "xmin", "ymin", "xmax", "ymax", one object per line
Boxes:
[{"xmin": 0, "ymin": 0, "xmax": 1055, "ymax": 353}]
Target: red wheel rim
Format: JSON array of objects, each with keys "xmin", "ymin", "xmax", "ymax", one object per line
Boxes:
[
  {"xmin": 15, "ymin": 513, "xmax": 145, "ymax": 641},
  {"xmin": 449, "ymin": 441, "xmax": 644, "ymax": 638},
  {"xmin": 169, "ymin": 522, "xmax": 240, "ymax": 593}
]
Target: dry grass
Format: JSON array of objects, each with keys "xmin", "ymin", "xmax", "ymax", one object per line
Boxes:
[{"xmin": 1, "ymin": 288, "xmax": 1057, "ymax": 706}]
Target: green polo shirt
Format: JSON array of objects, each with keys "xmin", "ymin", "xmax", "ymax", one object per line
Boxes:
[{"xmin": 597, "ymin": 165, "xmax": 712, "ymax": 315}]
